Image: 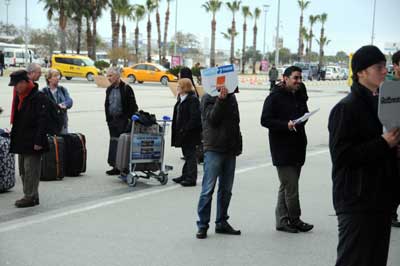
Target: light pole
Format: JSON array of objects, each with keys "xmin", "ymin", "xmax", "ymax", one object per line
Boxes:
[
  {"xmin": 371, "ymin": 0, "xmax": 377, "ymax": 45},
  {"xmin": 274, "ymin": 0, "xmax": 280, "ymax": 65},
  {"xmin": 173, "ymin": 0, "xmax": 178, "ymax": 55},
  {"xmin": 262, "ymin": 4, "xmax": 270, "ymax": 57},
  {"xmin": 5, "ymin": 0, "xmax": 11, "ymax": 34},
  {"xmin": 24, "ymin": 0, "xmax": 28, "ymax": 64}
]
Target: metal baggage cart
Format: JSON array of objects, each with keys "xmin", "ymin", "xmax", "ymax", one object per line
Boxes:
[{"xmin": 122, "ymin": 115, "xmax": 173, "ymax": 187}]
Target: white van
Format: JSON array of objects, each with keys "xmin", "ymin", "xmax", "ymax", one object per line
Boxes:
[{"xmin": 3, "ymin": 48, "xmax": 36, "ymax": 67}]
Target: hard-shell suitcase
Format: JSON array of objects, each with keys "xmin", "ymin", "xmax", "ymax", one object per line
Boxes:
[
  {"xmin": 62, "ymin": 133, "xmax": 87, "ymax": 176},
  {"xmin": 41, "ymin": 136, "xmax": 65, "ymax": 181},
  {"xmin": 0, "ymin": 132, "xmax": 15, "ymax": 192},
  {"xmin": 115, "ymin": 133, "xmax": 130, "ymax": 173}
]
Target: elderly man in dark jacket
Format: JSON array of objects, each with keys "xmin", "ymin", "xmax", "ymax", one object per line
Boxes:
[
  {"xmin": 261, "ymin": 66, "xmax": 314, "ymax": 234},
  {"xmin": 195, "ymin": 86, "xmax": 242, "ymax": 239},
  {"xmin": 328, "ymin": 45, "xmax": 400, "ymax": 266},
  {"xmin": 105, "ymin": 68, "xmax": 138, "ymax": 175},
  {"xmin": 9, "ymin": 70, "xmax": 49, "ymax": 208},
  {"xmin": 171, "ymin": 78, "xmax": 202, "ymax": 186}
]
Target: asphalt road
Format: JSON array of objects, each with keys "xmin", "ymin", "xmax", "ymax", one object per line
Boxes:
[{"xmin": 0, "ymin": 77, "xmax": 399, "ymax": 266}]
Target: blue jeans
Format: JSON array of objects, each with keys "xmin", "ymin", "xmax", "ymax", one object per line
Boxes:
[{"xmin": 197, "ymin": 151, "xmax": 236, "ymax": 229}]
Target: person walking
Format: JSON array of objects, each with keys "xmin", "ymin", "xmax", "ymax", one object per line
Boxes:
[
  {"xmin": 41, "ymin": 69, "xmax": 73, "ymax": 134},
  {"xmin": 171, "ymin": 78, "xmax": 202, "ymax": 187},
  {"xmin": 328, "ymin": 45, "xmax": 400, "ymax": 266},
  {"xmin": 261, "ymin": 66, "xmax": 314, "ymax": 234},
  {"xmin": 8, "ymin": 70, "xmax": 49, "ymax": 208},
  {"xmin": 268, "ymin": 64, "xmax": 279, "ymax": 91},
  {"xmin": 105, "ymin": 68, "xmax": 138, "ymax": 175},
  {"xmin": 196, "ymin": 86, "xmax": 242, "ymax": 239},
  {"xmin": 0, "ymin": 50, "xmax": 5, "ymax": 77},
  {"xmin": 26, "ymin": 63, "xmax": 42, "ymax": 83}
]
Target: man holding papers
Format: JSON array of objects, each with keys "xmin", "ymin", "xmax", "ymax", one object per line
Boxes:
[
  {"xmin": 328, "ymin": 45, "xmax": 400, "ymax": 266},
  {"xmin": 261, "ymin": 66, "xmax": 314, "ymax": 233}
]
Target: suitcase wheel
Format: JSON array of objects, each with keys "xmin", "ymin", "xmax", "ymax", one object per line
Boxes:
[
  {"xmin": 158, "ymin": 172, "xmax": 168, "ymax": 185},
  {"xmin": 126, "ymin": 173, "xmax": 138, "ymax": 187}
]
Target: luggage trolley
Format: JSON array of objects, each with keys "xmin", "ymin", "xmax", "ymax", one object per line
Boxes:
[{"xmin": 122, "ymin": 114, "xmax": 173, "ymax": 187}]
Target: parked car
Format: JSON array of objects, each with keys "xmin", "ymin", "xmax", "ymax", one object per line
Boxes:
[
  {"xmin": 338, "ymin": 68, "xmax": 349, "ymax": 80},
  {"xmin": 51, "ymin": 54, "xmax": 100, "ymax": 81},
  {"xmin": 325, "ymin": 66, "xmax": 341, "ymax": 80},
  {"xmin": 121, "ymin": 63, "xmax": 177, "ymax": 85}
]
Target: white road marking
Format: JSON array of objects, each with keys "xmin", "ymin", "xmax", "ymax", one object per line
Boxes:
[{"xmin": 0, "ymin": 149, "xmax": 329, "ymax": 233}]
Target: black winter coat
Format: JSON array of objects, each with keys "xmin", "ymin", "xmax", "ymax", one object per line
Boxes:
[
  {"xmin": 10, "ymin": 84, "xmax": 49, "ymax": 154},
  {"xmin": 328, "ymin": 81, "xmax": 399, "ymax": 214},
  {"xmin": 261, "ymin": 84, "xmax": 309, "ymax": 166},
  {"xmin": 201, "ymin": 93, "xmax": 242, "ymax": 156},
  {"xmin": 105, "ymin": 80, "xmax": 138, "ymax": 123},
  {"xmin": 171, "ymin": 92, "xmax": 202, "ymax": 147}
]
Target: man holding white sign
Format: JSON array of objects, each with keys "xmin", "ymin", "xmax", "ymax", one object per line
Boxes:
[
  {"xmin": 329, "ymin": 45, "xmax": 400, "ymax": 266},
  {"xmin": 261, "ymin": 66, "xmax": 314, "ymax": 234}
]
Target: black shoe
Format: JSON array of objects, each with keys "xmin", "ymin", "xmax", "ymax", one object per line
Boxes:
[
  {"xmin": 15, "ymin": 197, "xmax": 38, "ymax": 208},
  {"xmin": 106, "ymin": 168, "xmax": 120, "ymax": 175},
  {"xmin": 196, "ymin": 228, "xmax": 208, "ymax": 239},
  {"xmin": 172, "ymin": 176, "xmax": 184, "ymax": 183},
  {"xmin": 215, "ymin": 222, "xmax": 241, "ymax": 235},
  {"xmin": 276, "ymin": 220, "xmax": 299, "ymax": 233},
  {"xmin": 292, "ymin": 219, "xmax": 314, "ymax": 232},
  {"xmin": 180, "ymin": 180, "xmax": 196, "ymax": 187},
  {"xmin": 392, "ymin": 218, "xmax": 400, "ymax": 228}
]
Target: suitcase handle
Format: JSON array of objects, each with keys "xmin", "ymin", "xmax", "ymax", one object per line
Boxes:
[{"xmin": 77, "ymin": 134, "xmax": 86, "ymax": 173}]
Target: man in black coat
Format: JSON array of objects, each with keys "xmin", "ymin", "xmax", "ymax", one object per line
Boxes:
[
  {"xmin": 0, "ymin": 50, "xmax": 4, "ymax": 76},
  {"xmin": 105, "ymin": 68, "xmax": 138, "ymax": 175},
  {"xmin": 195, "ymin": 86, "xmax": 242, "ymax": 239},
  {"xmin": 328, "ymin": 45, "xmax": 400, "ymax": 266},
  {"xmin": 261, "ymin": 66, "xmax": 314, "ymax": 233},
  {"xmin": 171, "ymin": 78, "xmax": 202, "ymax": 186},
  {"xmin": 9, "ymin": 70, "xmax": 49, "ymax": 208}
]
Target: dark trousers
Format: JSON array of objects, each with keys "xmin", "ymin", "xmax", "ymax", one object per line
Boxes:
[
  {"xmin": 181, "ymin": 144, "xmax": 197, "ymax": 182},
  {"xmin": 107, "ymin": 116, "xmax": 128, "ymax": 167},
  {"xmin": 270, "ymin": 80, "xmax": 276, "ymax": 90},
  {"xmin": 18, "ymin": 154, "xmax": 41, "ymax": 199},
  {"xmin": 335, "ymin": 212, "xmax": 392, "ymax": 266},
  {"xmin": 275, "ymin": 166, "xmax": 302, "ymax": 226}
]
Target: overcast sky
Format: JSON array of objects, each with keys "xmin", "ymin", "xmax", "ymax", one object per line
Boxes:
[{"xmin": 2, "ymin": 0, "xmax": 399, "ymax": 55}]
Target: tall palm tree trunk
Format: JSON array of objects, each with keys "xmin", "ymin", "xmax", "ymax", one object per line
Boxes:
[
  {"xmin": 156, "ymin": 10, "xmax": 162, "ymax": 63},
  {"xmin": 298, "ymin": 14, "xmax": 304, "ymax": 61},
  {"xmin": 241, "ymin": 22, "xmax": 247, "ymax": 74},
  {"xmin": 162, "ymin": 3, "xmax": 170, "ymax": 59},
  {"xmin": 135, "ymin": 24, "xmax": 139, "ymax": 63},
  {"xmin": 147, "ymin": 18, "xmax": 152, "ymax": 62},
  {"xmin": 59, "ymin": 14, "xmax": 67, "ymax": 53},
  {"xmin": 76, "ymin": 18, "xmax": 82, "ymax": 54},
  {"xmin": 230, "ymin": 19, "xmax": 236, "ymax": 64},
  {"xmin": 210, "ymin": 17, "xmax": 216, "ymax": 67},
  {"xmin": 86, "ymin": 17, "xmax": 93, "ymax": 57},
  {"xmin": 252, "ymin": 25, "xmax": 257, "ymax": 74},
  {"xmin": 91, "ymin": 3, "xmax": 98, "ymax": 61},
  {"xmin": 122, "ymin": 20, "xmax": 127, "ymax": 66},
  {"xmin": 319, "ymin": 27, "xmax": 325, "ymax": 66}
]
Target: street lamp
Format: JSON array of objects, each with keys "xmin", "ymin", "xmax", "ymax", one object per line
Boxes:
[
  {"xmin": 173, "ymin": 0, "xmax": 178, "ymax": 55},
  {"xmin": 5, "ymin": 0, "xmax": 11, "ymax": 34},
  {"xmin": 262, "ymin": 4, "xmax": 270, "ymax": 57},
  {"xmin": 274, "ymin": 0, "xmax": 281, "ymax": 65},
  {"xmin": 371, "ymin": 0, "xmax": 377, "ymax": 45},
  {"xmin": 24, "ymin": 0, "xmax": 28, "ymax": 64}
]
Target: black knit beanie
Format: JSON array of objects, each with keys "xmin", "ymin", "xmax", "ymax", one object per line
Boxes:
[{"xmin": 352, "ymin": 45, "xmax": 386, "ymax": 74}]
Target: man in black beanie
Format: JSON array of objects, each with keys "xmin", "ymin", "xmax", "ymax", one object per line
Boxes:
[{"xmin": 328, "ymin": 45, "xmax": 400, "ymax": 266}]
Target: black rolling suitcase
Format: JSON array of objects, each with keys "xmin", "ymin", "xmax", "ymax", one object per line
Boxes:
[
  {"xmin": 41, "ymin": 136, "xmax": 65, "ymax": 181},
  {"xmin": 62, "ymin": 133, "xmax": 87, "ymax": 176},
  {"xmin": 0, "ymin": 131, "xmax": 15, "ymax": 192}
]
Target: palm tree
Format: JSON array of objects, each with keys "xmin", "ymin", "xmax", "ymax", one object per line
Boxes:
[
  {"xmin": 89, "ymin": 0, "xmax": 108, "ymax": 60},
  {"xmin": 317, "ymin": 13, "xmax": 328, "ymax": 66},
  {"xmin": 202, "ymin": 0, "xmax": 223, "ymax": 67},
  {"xmin": 316, "ymin": 36, "xmax": 330, "ymax": 66},
  {"xmin": 154, "ymin": 0, "xmax": 162, "ymax": 63},
  {"xmin": 70, "ymin": 0, "xmax": 86, "ymax": 54},
  {"xmin": 40, "ymin": 0, "xmax": 70, "ymax": 53},
  {"xmin": 301, "ymin": 27, "xmax": 310, "ymax": 57},
  {"xmin": 297, "ymin": 0, "xmax": 311, "ymax": 61},
  {"xmin": 307, "ymin": 14, "xmax": 319, "ymax": 61},
  {"xmin": 120, "ymin": 2, "xmax": 134, "ymax": 66},
  {"xmin": 146, "ymin": 0, "xmax": 157, "ymax": 62},
  {"xmin": 221, "ymin": 28, "xmax": 239, "ymax": 40},
  {"xmin": 241, "ymin": 6, "xmax": 252, "ymax": 74},
  {"xmin": 162, "ymin": 0, "xmax": 172, "ymax": 59},
  {"xmin": 133, "ymin": 4, "xmax": 146, "ymax": 62},
  {"xmin": 226, "ymin": 1, "xmax": 241, "ymax": 64},
  {"xmin": 252, "ymin": 7, "xmax": 261, "ymax": 74}
]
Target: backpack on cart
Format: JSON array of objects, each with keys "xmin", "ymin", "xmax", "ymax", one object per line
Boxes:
[
  {"xmin": 61, "ymin": 133, "xmax": 87, "ymax": 176},
  {"xmin": 41, "ymin": 136, "xmax": 65, "ymax": 181},
  {"xmin": 0, "ymin": 131, "xmax": 15, "ymax": 192}
]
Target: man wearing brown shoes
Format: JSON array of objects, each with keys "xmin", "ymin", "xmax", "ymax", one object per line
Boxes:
[{"xmin": 9, "ymin": 70, "xmax": 49, "ymax": 208}]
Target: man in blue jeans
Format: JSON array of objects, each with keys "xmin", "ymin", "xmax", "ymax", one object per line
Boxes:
[{"xmin": 196, "ymin": 86, "xmax": 243, "ymax": 239}]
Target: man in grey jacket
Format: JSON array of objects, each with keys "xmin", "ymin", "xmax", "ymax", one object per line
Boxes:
[{"xmin": 196, "ymin": 87, "xmax": 243, "ymax": 239}]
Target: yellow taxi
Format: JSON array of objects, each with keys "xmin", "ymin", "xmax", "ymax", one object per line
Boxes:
[
  {"xmin": 51, "ymin": 54, "xmax": 101, "ymax": 81},
  {"xmin": 122, "ymin": 63, "xmax": 177, "ymax": 85}
]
